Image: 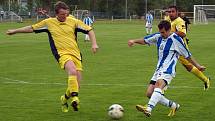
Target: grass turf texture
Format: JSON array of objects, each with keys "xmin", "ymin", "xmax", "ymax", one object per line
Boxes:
[{"xmin": 0, "ymin": 20, "xmax": 214, "ymax": 121}]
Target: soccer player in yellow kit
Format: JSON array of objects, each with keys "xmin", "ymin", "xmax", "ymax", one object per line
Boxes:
[
  {"xmin": 6, "ymin": 1, "xmax": 99, "ymax": 112},
  {"xmin": 164, "ymin": 9, "xmax": 170, "ymax": 21},
  {"xmin": 168, "ymin": 6, "xmax": 210, "ymax": 90}
]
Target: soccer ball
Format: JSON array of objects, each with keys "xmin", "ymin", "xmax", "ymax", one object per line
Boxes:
[{"xmin": 108, "ymin": 104, "xmax": 124, "ymax": 120}]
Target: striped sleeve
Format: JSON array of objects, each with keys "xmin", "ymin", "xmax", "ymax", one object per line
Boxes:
[
  {"xmin": 173, "ymin": 34, "xmax": 191, "ymax": 58},
  {"xmin": 144, "ymin": 33, "xmax": 160, "ymax": 45}
]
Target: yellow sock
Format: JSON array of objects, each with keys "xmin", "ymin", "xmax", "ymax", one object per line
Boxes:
[
  {"xmin": 190, "ymin": 66, "xmax": 208, "ymax": 83},
  {"xmin": 67, "ymin": 75, "xmax": 79, "ymax": 94},
  {"xmin": 65, "ymin": 89, "xmax": 70, "ymax": 98}
]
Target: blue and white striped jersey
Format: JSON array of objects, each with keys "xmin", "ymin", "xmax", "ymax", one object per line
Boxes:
[
  {"xmin": 146, "ymin": 13, "xmax": 153, "ymax": 24},
  {"xmin": 144, "ymin": 33, "xmax": 191, "ymax": 76},
  {"xmin": 83, "ymin": 17, "xmax": 93, "ymax": 26}
]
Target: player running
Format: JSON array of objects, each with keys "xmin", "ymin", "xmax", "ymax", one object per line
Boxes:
[{"xmin": 168, "ymin": 6, "xmax": 210, "ymax": 90}]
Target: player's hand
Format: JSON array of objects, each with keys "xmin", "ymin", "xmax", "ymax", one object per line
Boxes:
[
  {"xmin": 92, "ymin": 44, "xmax": 99, "ymax": 54},
  {"xmin": 128, "ymin": 40, "xmax": 134, "ymax": 47},
  {"xmin": 6, "ymin": 29, "xmax": 16, "ymax": 35},
  {"xmin": 198, "ymin": 65, "xmax": 206, "ymax": 71}
]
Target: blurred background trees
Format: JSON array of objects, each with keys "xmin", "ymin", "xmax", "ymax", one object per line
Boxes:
[{"xmin": 0, "ymin": 0, "xmax": 215, "ymax": 19}]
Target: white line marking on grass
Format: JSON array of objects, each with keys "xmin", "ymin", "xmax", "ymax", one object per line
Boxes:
[
  {"xmin": 0, "ymin": 77, "xmax": 29, "ymax": 84},
  {"xmin": 0, "ymin": 76, "xmax": 213, "ymax": 89}
]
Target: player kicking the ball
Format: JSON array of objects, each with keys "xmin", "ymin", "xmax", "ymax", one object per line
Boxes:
[
  {"xmin": 6, "ymin": 1, "xmax": 99, "ymax": 112},
  {"xmin": 128, "ymin": 20, "xmax": 206, "ymax": 117}
]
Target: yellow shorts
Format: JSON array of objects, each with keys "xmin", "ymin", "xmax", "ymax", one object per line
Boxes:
[
  {"xmin": 59, "ymin": 55, "xmax": 82, "ymax": 71},
  {"xmin": 179, "ymin": 56, "xmax": 192, "ymax": 67},
  {"xmin": 179, "ymin": 39, "xmax": 191, "ymax": 66}
]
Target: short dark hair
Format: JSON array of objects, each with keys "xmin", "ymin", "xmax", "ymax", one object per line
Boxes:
[
  {"xmin": 168, "ymin": 5, "xmax": 178, "ymax": 11},
  {"xmin": 158, "ymin": 20, "xmax": 171, "ymax": 31},
  {"xmin": 54, "ymin": 1, "xmax": 69, "ymax": 14}
]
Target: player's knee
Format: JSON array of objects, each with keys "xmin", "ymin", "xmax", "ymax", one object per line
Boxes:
[
  {"xmin": 65, "ymin": 61, "xmax": 78, "ymax": 76},
  {"xmin": 68, "ymin": 68, "xmax": 77, "ymax": 76}
]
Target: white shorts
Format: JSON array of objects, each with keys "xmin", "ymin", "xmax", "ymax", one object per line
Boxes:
[
  {"xmin": 150, "ymin": 71, "xmax": 173, "ymax": 85},
  {"xmin": 145, "ymin": 22, "xmax": 152, "ymax": 28}
]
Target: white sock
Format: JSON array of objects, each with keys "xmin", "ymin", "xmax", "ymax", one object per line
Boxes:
[
  {"xmin": 159, "ymin": 95, "xmax": 177, "ymax": 109},
  {"xmin": 170, "ymin": 101, "xmax": 177, "ymax": 109},
  {"xmin": 159, "ymin": 95, "xmax": 169, "ymax": 107},
  {"xmin": 147, "ymin": 88, "xmax": 162, "ymax": 112},
  {"xmin": 150, "ymin": 28, "xmax": 152, "ymax": 34},
  {"xmin": 146, "ymin": 28, "xmax": 149, "ymax": 34}
]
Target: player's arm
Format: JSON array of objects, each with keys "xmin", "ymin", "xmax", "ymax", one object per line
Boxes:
[
  {"xmin": 6, "ymin": 26, "xmax": 33, "ymax": 35},
  {"xmin": 39, "ymin": 9, "xmax": 51, "ymax": 18},
  {"xmin": 174, "ymin": 35, "xmax": 205, "ymax": 71},
  {"xmin": 76, "ymin": 19, "xmax": 99, "ymax": 53},
  {"xmin": 88, "ymin": 30, "xmax": 99, "ymax": 53},
  {"xmin": 128, "ymin": 33, "xmax": 159, "ymax": 47},
  {"xmin": 7, "ymin": 19, "xmax": 47, "ymax": 35},
  {"xmin": 175, "ymin": 19, "xmax": 186, "ymax": 38},
  {"xmin": 128, "ymin": 38, "xmax": 147, "ymax": 47},
  {"xmin": 186, "ymin": 57, "xmax": 206, "ymax": 71},
  {"xmin": 175, "ymin": 31, "xmax": 186, "ymax": 38}
]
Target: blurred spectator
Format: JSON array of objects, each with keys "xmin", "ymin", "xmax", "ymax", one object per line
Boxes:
[
  {"xmin": 83, "ymin": 12, "xmax": 93, "ymax": 42},
  {"xmin": 180, "ymin": 12, "xmax": 191, "ymax": 32},
  {"xmin": 1, "ymin": 10, "xmax": 4, "ymax": 20}
]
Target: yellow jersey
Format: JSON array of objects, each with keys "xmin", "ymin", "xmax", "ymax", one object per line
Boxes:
[
  {"xmin": 164, "ymin": 15, "xmax": 170, "ymax": 22},
  {"xmin": 170, "ymin": 17, "xmax": 189, "ymax": 50},
  {"xmin": 32, "ymin": 17, "xmax": 92, "ymax": 61},
  {"xmin": 170, "ymin": 17, "xmax": 186, "ymax": 34}
]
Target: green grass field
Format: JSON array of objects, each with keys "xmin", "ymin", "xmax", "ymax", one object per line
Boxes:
[{"xmin": 0, "ymin": 20, "xmax": 215, "ymax": 121}]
